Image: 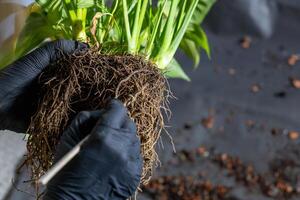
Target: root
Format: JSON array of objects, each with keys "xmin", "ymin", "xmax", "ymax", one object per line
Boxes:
[{"xmin": 26, "ymin": 49, "xmax": 171, "ymax": 187}]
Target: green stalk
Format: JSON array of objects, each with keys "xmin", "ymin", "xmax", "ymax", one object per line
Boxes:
[
  {"xmin": 101, "ymin": 0, "xmax": 119, "ymax": 41},
  {"xmin": 73, "ymin": 8, "xmax": 87, "ymax": 41},
  {"xmin": 128, "ymin": 0, "xmax": 142, "ymax": 52},
  {"xmin": 96, "ymin": 16, "xmax": 103, "ymax": 44},
  {"xmin": 97, "ymin": 1, "xmax": 106, "ymax": 43},
  {"xmin": 95, "ymin": 13, "xmax": 113, "ymax": 44},
  {"xmin": 136, "ymin": 0, "xmax": 148, "ymax": 50},
  {"xmin": 63, "ymin": 0, "xmax": 77, "ymax": 22},
  {"xmin": 154, "ymin": 0, "xmax": 199, "ymax": 69},
  {"xmin": 175, "ymin": 0, "xmax": 187, "ymax": 33},
  {"xmin": 169, "ymin": 0, "xmax": 199, "ymax": 56},
  {"xmin": 128, "ymin": 0, "xmax": 139, "ymax": 13},
  {"xmin": 62, "ymin": 0, "xmax": 87, "ymax": 41},
  {"xmin": 128, "ymin": 0, "xmax": 148, "ymax": 53},
  {"xmin": 145, "ymin": 0, "xmax": 167, "ymax": 58},
  {"xmin": 69, "ymin": 11, "xmax": 77, "ymax": 22},
  {"xmin": 156, "ymin": 0, "xmax": 179, "ymax": 56},
  {"xmin": 80, "ymin": 8, "xmax": 87, "ymax": 41},
  {"xmin": 122, "ymin": 0, "xmax": 132, "ymax": 46}
]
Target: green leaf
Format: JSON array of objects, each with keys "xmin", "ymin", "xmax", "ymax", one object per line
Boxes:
[
  {"xmin": 0, "ymin": 50, "xmax": 16, "ymax": 70},
  {"xmin": 164, "ymin": 58, "xmax": 190, "ymax": 81},
  {"xmin": 175, "ymin": 0, "xmax": 215, "ymax": 67},
  {"xmin": 191, "ymin": 0, "xmax": 216, "ymax": 25},
  {"xmin": 128, "ymin": 0, "xmax": 138, "ymax": 13},
  {"xmin": 197, "ymin": 26, "xmax": 210, "ymax": 58},
  {"xmin": 15, "ymin": 12, "xmax": 56, "ymax": 58},
  {"xmin": 77, "ymin": 0, "xmax": 95, "ymax": 8},
  {"xmin": 185, "ymin": 25, "xmax": 210, "ymax": 58},
  {"xmin": 36, "ymin": 0, "xmax": 63, "ymax": 12},
  {"xmin": 35, "ymin": 0, "xmax": 67, "ymax": 24},
  {"xmin": 35, "ymin": 0, "xmax": 52, "ymax": 8},
  {"xmin": 180, "ymin": 38, "xmax": 200, "ymax": 68}
]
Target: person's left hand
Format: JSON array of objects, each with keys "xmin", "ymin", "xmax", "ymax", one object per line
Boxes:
[{"xmin": 0, "ymin": 40, "xmax": 88, "ymax": 133}]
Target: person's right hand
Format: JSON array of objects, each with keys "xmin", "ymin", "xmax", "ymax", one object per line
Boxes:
[
  {"xmin": 0, "ymin": 40, "xmax": 87, "ymax": 133},
  {"xmin": 43, "ymin": 99, "xmax": 142, "ymax": 200}
]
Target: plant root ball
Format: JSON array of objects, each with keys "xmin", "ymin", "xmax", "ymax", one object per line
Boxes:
[{"xmin": 26, "ymin": 49, "xmax": 170, "ymax": 185}]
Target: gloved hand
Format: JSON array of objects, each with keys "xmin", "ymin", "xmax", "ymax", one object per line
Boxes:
[
  {"xmin": 44, "ymin": 99, "xmax": 142, "ymax": 200},
  {"xmin": 0, "ymin": 40, "xmax": 87, "ymax": 133}
]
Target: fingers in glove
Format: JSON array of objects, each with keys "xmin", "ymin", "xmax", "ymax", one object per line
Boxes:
[
  {"xmin": 98, "ymin": 99, "xmax": 128, "ymax": 129},
  {"xmin": 60, "ymin": 110, "xmax": 103, "ymax": 146},
  {"xmin": 122, "ymin": 117, "xmax": 136, "ymax": 133},
  {"xmin": 45, "ymin": 40, "xmax": 88, "ymax": 62},
  {"xmin": 54, "ymin": 110, "xmax": 102, "ymax": 162}
]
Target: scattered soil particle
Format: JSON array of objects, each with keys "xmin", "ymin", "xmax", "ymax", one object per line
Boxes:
[
  {"xmin": 240, "ymin": 36, "xmax": 252, "ymax": 49},
  {"xmin": 287, "ymin": 54, "xmax": 300, "ymax": 66},
  {"xmin": 274, "ymin": 91, "xmax": 287, "ymax": 98},
  {"xmin": 197, "ymin": 146, "xmax": 210, "ymax": 157},
  {"xmin": 143, "ymin": 176, "xmax": 231, "ymax": 200},
  {"xmin": 213, "ymin": 154, "xmax": 260, "ymax": 187},
  {"xmin": 153, "ymin": 143, "xmax": 300, "ymax": 200},
  {"xmin": 201, "ymin": 116, "xmax": 215, "ymax": 129},
  {"xmin": 245, "ymin": 120, "xmax": 255, "ymax": 129},
  {"xmin": 290, "ymin": 77, "xmax": 300, "ymax": 89},
  {"xmin": 183, "ymin": 123, "xmax": 193, "ymax": 130},
  {"xmin": 251, "ymin": 84, "xmax": 261, "ymax": 93},
  {"xmin": 288, "ymin": 131, "xmax": 299, "ymax": 140},
  {"xmin": 177, "ymin": 150, "xmax": 195, "ymax": 162},
  {"xmin": 271, "ymin": 128, "xmax": 282, "ymax": 136},
  {"xmin": 228, "ymin": 68, "xmax": 236, "ymax": 76},
  {"xmin": 266, "ymin": 185, "xmax": 280, "ymax": 197},
  {"xmin": 213, "ymin": 153, "xmax": 300, "ymax": 198},
  {"xmin": 276, "ymin": 180, "xmax": 293, "ymax": 194},
  {"xmin": 197, "ymin": 146, "xmax": 207, "ymax": 156}
]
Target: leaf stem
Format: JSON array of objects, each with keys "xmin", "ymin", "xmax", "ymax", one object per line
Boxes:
[
  {"xmin": 129, "ymin": 0, "xmax": 142, "ymax": 52},
  {"xmin": 169, "ymin": 0, "xmax": 199, "ymax": 56},
  {"xmin": 122, "ymin": 0, "xmax": 132, "ymax": 47},
  {"xmin": 154, "ymin": 0, "xmax": 199, "ymax": 69},
  {"xmin": 145, "ymin": 0, "xmax": 167, "ymax": 58},
  {"xmin": 175, "ymin": 0, "xmax": 187, "ymax": 33},
  {"xmin": 157, "ymin": 0, "xmax": 179, "ymax": 55}
]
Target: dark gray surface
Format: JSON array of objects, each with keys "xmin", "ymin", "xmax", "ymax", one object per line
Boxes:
[
  {"xmin": 206, "ymin": 0, "xmax": 278, "ymax": 38},
  {"xmin": 140, "ymin": 3, "xmax": 300, "ymax": 200}
]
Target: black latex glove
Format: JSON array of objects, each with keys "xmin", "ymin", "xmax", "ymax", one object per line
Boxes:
[
  {"xmin": 44, "ymin": 99, "xmax": 142, "ymax": 200},
  {"xmin": 0, "ymin": 40, "xmax": 87, "ymax": 133}
]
